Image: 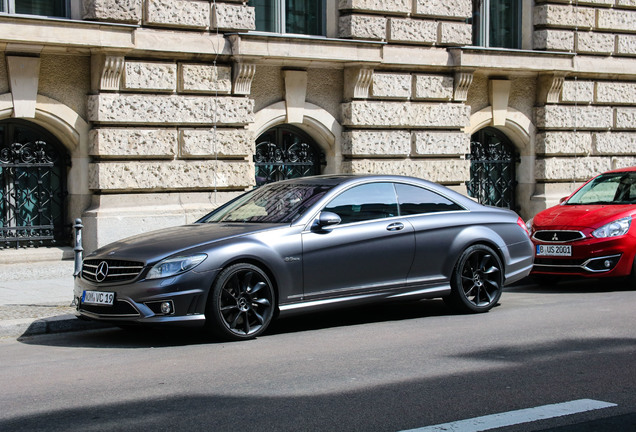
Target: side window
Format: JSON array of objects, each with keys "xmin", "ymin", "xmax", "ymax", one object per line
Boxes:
[
  {"xmin": 395, "ymin": 184, "xmax": 463, "ymax": 216},
  {"xmin": 323, "ymin": 183, "xmax": 398, "ymax": 224}
]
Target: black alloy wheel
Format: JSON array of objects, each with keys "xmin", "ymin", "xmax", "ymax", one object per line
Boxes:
[
  {"xmin": 445, "ymin": 244, "xmax": 503, "ymax": 313},
  {"xmin": 206, "ymin": 263, "xmax": 275, "ymax": 340}
]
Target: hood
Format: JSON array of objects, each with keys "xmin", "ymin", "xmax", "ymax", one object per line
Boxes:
[
  {"xmin": 534, "ymin": 204, "xmax": 636, "ymax": 229},
  {"xmin": 86, "ymin": 223, "xmax": 284, "ymax": 263}
]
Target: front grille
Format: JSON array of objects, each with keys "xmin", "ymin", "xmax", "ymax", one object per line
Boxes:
[
  {"xmin": 80, "ymin": 299, "xmax": 140, "ymax": 317},
  {"xmin": 82, "ymin": 259, "xmax": 144, "ymax": 283},
  {"xmin": 533, "ymin": 230, "xmax": 585, "ymax": 243}
]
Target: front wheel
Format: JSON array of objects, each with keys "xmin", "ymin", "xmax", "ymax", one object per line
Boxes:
[
  {"xmin": 444, "ymin": 244, "xmax": 503, "ymax": 313},
  {"xmin": 205, "ymin": 263, "xmax": 275, "ymax": 341}
]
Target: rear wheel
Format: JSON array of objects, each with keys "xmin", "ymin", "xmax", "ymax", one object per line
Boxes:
[
  {"xmin": 444, "ymin": 244, "xmax": 503, "ymax": 313},
  {"xmin": 205, "ymin": 263, "xmax": 275, "ymax": 341}
]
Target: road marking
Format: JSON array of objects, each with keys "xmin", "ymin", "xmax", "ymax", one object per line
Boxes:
[{"xmin": 400, "ymin": 399, "xmax": 617, "ymax": 432}]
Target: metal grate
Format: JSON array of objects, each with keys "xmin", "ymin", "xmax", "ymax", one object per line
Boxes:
[
  {"xmin": 466, "ymin": 127, "xmax": 518, "ymax": 210},
  {"xmin": 254, "ymin": 126, "xmax": 323, "ymax": 186},
  {"xmin": 82, "ymin": 259, "xmax": 145, "ymax": 283},
  {"xmin": 80, "ymin": 300, "xmax": 140, "ymax": 317}
]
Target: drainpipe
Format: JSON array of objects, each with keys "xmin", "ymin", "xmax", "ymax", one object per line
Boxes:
[{"xmin": 73, "ymin": 218, "xmax": 83, "ymax": 278}]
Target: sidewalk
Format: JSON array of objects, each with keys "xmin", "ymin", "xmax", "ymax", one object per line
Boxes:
[{"xmin": 0, "ymin": 257, "xmax": 107, "ymax": 340}]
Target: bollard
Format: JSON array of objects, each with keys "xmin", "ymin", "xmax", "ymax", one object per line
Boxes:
[{"xmin": 73, "ymin": 218, "xmax": 83, "ymax": 277}]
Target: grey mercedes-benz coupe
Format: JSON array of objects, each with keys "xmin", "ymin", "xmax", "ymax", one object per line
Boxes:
[{"xmin": 74, "ymin": 175, "xmax": 534, "ymax": 340}]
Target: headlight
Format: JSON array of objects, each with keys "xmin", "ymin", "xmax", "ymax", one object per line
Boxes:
[
  {"xmin": 591, "ymin": 217, "xmax": 632, "ymax": 238},
  {"xmin": 146, "ymin": 254, "xmax": 207, "ymax": 280},
  {"xmin": 525, "ymin": 217, "xmax": 533, "ymax": 231}
]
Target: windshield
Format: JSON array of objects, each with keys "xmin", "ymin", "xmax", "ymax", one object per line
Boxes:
[
  {"xmin": 201, "ymin": 183, "xmax": 333, "ymax": 224},
  {"xmin": 567, "ymin": 171, "xmax": 636, "ymax": 205}
]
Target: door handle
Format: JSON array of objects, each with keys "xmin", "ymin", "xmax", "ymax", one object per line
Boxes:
[{"xmin": 386, "ymin": 222, "xmax": 404, "ymax": 231}]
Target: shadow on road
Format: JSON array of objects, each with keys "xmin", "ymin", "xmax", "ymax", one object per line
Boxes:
[
  {"xmin": 18, "ymin": 298, "xmax": 459, "ymax": 349},
  {"xmin": 506, "ymin": 277, "xmax": 634, "ymax": 294}
]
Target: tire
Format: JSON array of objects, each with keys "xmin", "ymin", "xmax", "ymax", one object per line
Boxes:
[
  {"xmin": 444, "ymin": 244, "xmax": 503, "ymax": 313},
  {"xmin": 205, "ymin": 263, "xmax": 275, "ymax": 341}
]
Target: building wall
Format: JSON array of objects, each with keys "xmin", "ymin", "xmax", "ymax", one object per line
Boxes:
[{"xmin": 0, "ymin": 0, "xmax": 635, "ymax": 253}]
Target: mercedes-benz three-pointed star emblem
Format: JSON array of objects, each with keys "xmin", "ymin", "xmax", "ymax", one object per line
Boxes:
[{"xmin": 95, "ymin": 261, "xmax": 109, "ymax": 282}]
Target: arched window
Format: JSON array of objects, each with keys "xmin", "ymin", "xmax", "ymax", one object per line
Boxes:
[
  {"xmin": 466, "ymin": 127, "xmax": 518, "ymax": 210},
  {"xmin": 254, "ymin": 125, "xmax": 324, "ymax": 186},
  {"xmin": 0, "ymin": 120, "xmax": 69, "ymax": 248}
]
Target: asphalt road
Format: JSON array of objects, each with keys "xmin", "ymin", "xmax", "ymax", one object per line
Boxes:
[{"xmin": 1, "ymin": 279, "xmax": 635, "ymax": 432}]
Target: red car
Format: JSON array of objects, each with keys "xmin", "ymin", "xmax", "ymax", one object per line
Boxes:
[{"xmin": 527, "ymin": 166, "xmax": 636, "ymax": 284}]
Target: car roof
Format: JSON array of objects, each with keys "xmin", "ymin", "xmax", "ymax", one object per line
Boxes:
[{"xmin": 602, "ymin": 166, "xmax": 636, "ymax": 175}]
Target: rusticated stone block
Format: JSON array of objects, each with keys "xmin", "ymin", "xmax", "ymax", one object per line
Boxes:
[
  {"xmin": 82, "ymin": 0, "xmax": 141, "ymax": 23},
  {"xmin": 180, "ymin": 128, "xmax": 253, "ymax": 157},
  {"xmin": 179, "ymin": 64, "xmax": 232, "ymax": 94},
  {"xmin": 212, "ymin": 3, "xmax": 255, "ymax": 31},
  {"xmin": 414, "ymin": 75, "xmax": 453, "ymax": 100},
  {"xmin": 618, "ymin": 0, "xmax": 636, "ymax": 7},
  {"xmin": 616, "ymin": 107, "xmax": 636, "ymax": 129},
  {"xmin": 89, "ymin": 160, "xmax": 255, "ymax": 191},
  {"xmin": 536, "ymin": 105, "xmax": 613, "ymax": 129},
  {"xmin": 593, "ymin": 132, "xmax": 636, "ymax": 155},
  {"xmin": 536, "ymin": 132, "xmax": 593, "ymax": 155},
  {"xmin": 576, "ymin": 32, "xmax": 615, "ymax": 55},
  {"xmin": 388, "ymin": 18, "xmax": 437, "ymax": 44},
  {"xmin": 145, "ymin": 0, "xmax": 209, "ymax": 29},
  {"xmin": 597, "ymin": 9, "xmax": 636, "ymax": 32},
  {"xmin": 339, "ymin": 15, "xmax": 387, "ymax": 40},
  {"xmin": 342, "ymin": 130, "xmax": 411, "ymax": 156},
  {"xmin": 413, "ymin": 132, "xmax": 470, "ymax": 156},
  {"xmin": 414, "ymin": 0, "xmax": 471, "ymax": 19},
  {"xmin": 561, "ymin": 80, "xmax": 594, "ymax": 103},
  {"xmin": 123, "ymin": 61, "xmax": 177, "ymax": 91},
  {"xmin": 535, "ymin": 157, "xmax": 612, "ymax": 181},
  {"xmin": 343, "ymin": 159, "xmax": 470, "ymax": 184},
  {"xmin": 88, "ymin": 94, "xmax": 254, "ymax": 125},
  {"xmin": 596, "ymin": 82, "xmax": 636, "ymax": 105},
  {"xmin": 439, "ymin": 22, "xmax": 472, "ymax": 45},
  {"xmin": 371, "ymin": 73, "xmax": 411, "ymax": 99},
  {"xmin": 342, "ymin": 101, "xmax": 470, "ymax": 128},
  {"xmin": 534, "ymin": 29, "xmax": 574, "ymax": 51},
  {"xmin": 533, "ymin": 5, "xmax": 595, "ymax": 29},
  {"xmin": 338, "ymin": 0, "xmax": 410, "ymax": 14},
  {"xmin": 618, "ymin": 35, "xmax": 636, "ymax": 55},
  {"xmin": 89, "ymin": 128, "xmax": 177, "ymax": 158}
]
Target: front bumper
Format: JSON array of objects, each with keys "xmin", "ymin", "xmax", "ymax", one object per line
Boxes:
[
  {"xmin": 73, "ymin": 268, "xmax": 219, "ymax": 326},
  {"xmin": 531, "ymin": 235, "xmax": 636, "ymax": 278}
]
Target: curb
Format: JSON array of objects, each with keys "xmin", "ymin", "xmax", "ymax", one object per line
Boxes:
[{"xmin": 1, "ymin": 314, "xmax": 111, "ymax": 340}]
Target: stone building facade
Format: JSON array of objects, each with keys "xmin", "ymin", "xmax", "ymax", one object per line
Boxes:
[{"xmin": 0, "ymin": 0, "xmax": 635, "ymax": 255}]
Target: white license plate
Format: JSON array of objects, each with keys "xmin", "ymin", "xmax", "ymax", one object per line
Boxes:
[
  {"xmin": 536, "ymin": 245, "xmax": 572, "ymax": 257},
  {"xmin": 82, "ymin": 290, "xmax": 115, "ymax": 306}
]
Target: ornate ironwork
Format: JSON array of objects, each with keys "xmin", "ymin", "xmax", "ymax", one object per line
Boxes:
[
  {"xmin": 254, "ymin": 128, "xmax": 322, "ymax": 186},
  {"xmin": 1, "ymin": 137, "xmax": 68, "ymax": 248},
  {"xmin": 466, "ymin": 129, "xmax": 518, "ymax": 210}
]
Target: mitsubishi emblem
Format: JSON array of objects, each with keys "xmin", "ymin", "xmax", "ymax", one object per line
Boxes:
[
  {"xmin": 95, "ymin": 261, "xmax": 109, "ymax": 282},
  {"xmin": 552, "ymin": 233, "xmax": 559, "ymax": 241}
]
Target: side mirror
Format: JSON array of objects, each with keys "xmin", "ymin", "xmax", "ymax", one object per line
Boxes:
[
  {"xmin": 559, "ymin": 196, "xmax": 568, "ymax": 204},
  {"xmin": 314, "ymin": 211, "xmax": 341, "ymax": 230}
]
